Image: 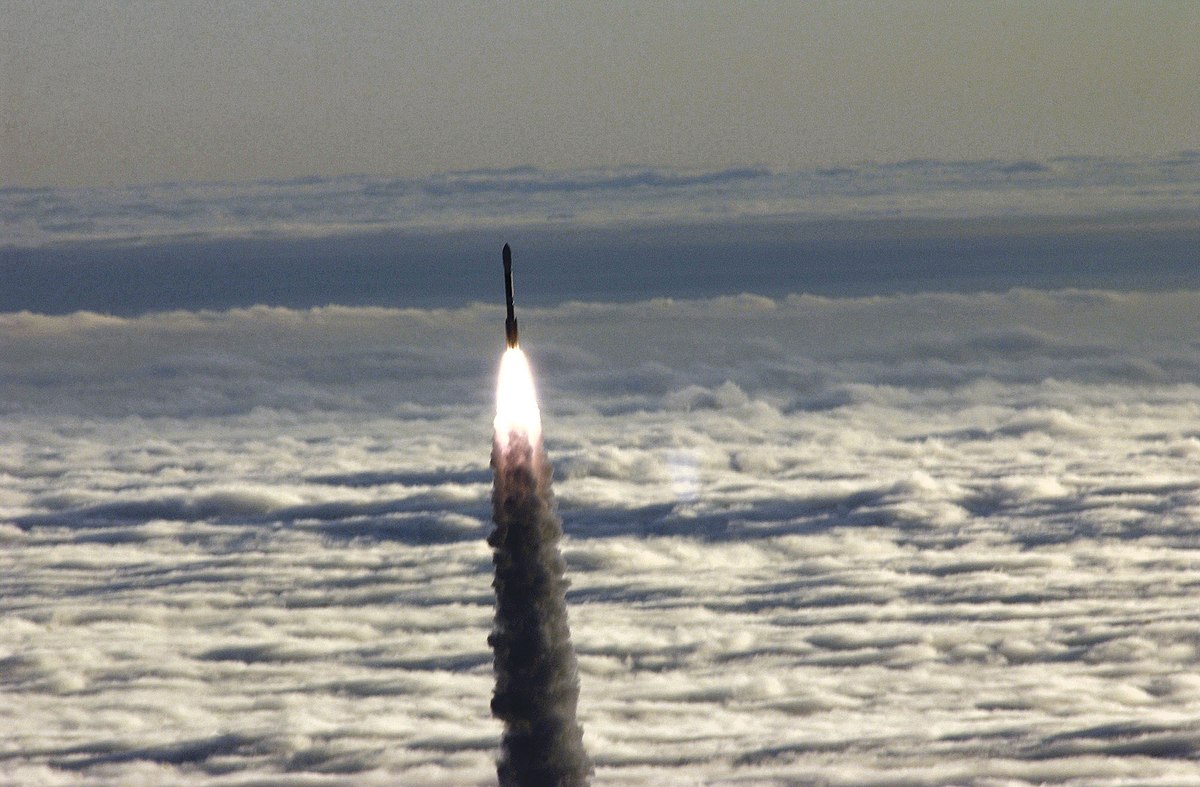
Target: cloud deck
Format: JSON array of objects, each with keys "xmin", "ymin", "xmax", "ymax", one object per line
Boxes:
[{"xmin": 2, "ymin": 290, "xmax": 1199, "ymax": 783}]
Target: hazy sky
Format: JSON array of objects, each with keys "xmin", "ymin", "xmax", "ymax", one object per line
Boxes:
[{"xmin": 3, "ymin": 0, "xmax": 1198, "ymax": 188}]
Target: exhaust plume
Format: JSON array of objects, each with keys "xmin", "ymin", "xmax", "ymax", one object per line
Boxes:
[{"xmin": 489, "ymin": 347, "xmax": 590, "ymax": 786}]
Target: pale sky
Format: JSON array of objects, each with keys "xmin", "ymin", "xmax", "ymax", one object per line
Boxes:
[{"xmin": 3, "ymin": 0, "xmax": 1198, "ymax": 188}]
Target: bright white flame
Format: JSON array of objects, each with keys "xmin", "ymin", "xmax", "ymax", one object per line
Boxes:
[{"xmin": 494, "ymin": 347, "xmax": 542, "ymax": 451}]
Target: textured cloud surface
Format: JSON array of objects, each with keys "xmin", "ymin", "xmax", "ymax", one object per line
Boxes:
[
  {"xmin": 5, "ymin": 155, "xmax": 1198, "ymax": 249},
  {"xmin": 3, "ymin": 290, "xmax": 1199, "ymax": 784},
  {"xmin": 4, "ymin": 155, "xmax": 1199, "ymax": 315}
]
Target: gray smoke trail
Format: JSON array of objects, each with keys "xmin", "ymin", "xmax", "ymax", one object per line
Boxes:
[{"xmin": 489, "ymin": 429, "xmax": 590, "ymax": 786}]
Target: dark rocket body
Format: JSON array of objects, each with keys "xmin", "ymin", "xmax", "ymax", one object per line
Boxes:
[{"xmin": 503, "ymin": 243, "xmax": 519, "ymax": 348}]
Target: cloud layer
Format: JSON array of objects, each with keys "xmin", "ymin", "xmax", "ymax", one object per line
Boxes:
[
  {"xmin": 4, "ymin": 155, "xmax": 1198, "ymax": 316},
  {"xmin": 6, "ymin": 154, "xmax": 1199, "ymax": 249},
  {"xmin": 3, "ymin": 290, "xmax": 1199, "ymax": 784}
]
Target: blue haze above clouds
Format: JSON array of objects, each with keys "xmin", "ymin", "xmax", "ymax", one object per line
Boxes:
[
  {"xmin": 3, "ymin": 157, "xmax": 1200, "ymax": 783},
  {"xmin": 4, "ymin": 1, "xmax": 1199, "ymax": 188}
]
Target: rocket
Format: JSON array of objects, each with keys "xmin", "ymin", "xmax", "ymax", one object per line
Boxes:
[{"xmin": 503, "ymin": 243, "xmax": 519, "ymax": 348}]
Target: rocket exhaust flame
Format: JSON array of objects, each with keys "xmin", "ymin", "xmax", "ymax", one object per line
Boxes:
[
  {"xmin": 489, "ymin": 245, "xmax": 590, "ymax": 786},
  {"xmin": 494, "ymin": 348, "xmax": 541, "ymax": 454}
]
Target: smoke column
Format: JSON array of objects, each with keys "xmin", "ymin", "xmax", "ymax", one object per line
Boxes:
[{"xmin": 489, "ymin": 347, "xmax": 590, "ymax": 786}]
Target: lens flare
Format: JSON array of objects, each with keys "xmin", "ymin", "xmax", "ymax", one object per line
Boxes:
[{"xmin": 494, "ymin": 347, "xmax": 542, "ymax": 452}]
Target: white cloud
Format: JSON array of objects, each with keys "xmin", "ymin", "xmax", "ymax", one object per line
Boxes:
[{"xmin": 3, "ymin": 290, "xmax": 1200, "ymax": 783}]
